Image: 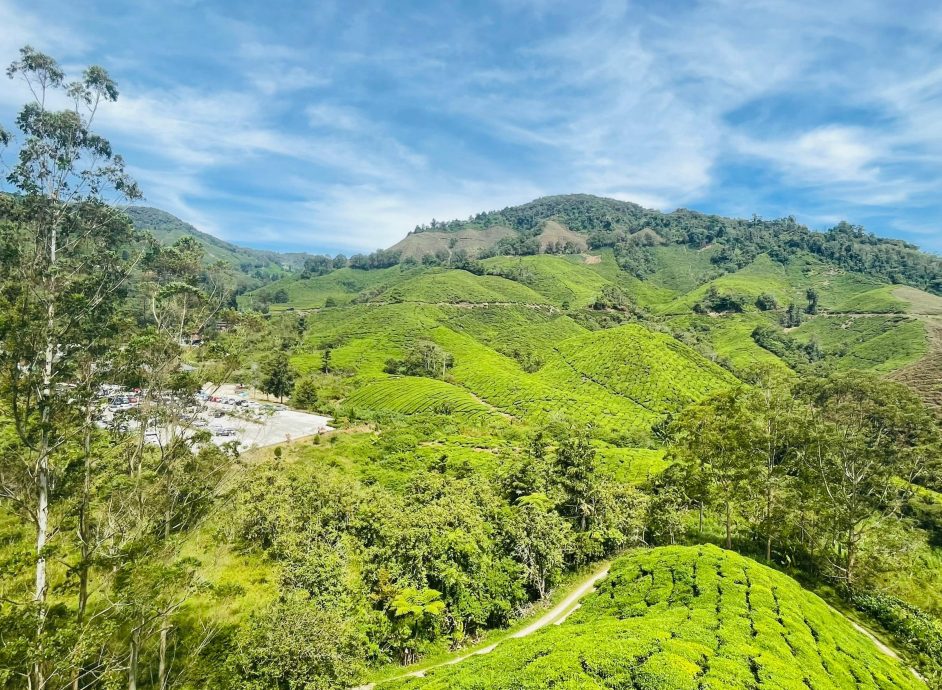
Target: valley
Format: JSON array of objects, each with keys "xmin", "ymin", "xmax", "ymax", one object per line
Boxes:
[{"xmin": 82, "ymin": 195, "xmax": 942, "ymax": 689}]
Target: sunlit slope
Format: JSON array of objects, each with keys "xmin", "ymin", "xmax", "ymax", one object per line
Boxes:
[
  {"xmin": 834, "ymin": 285, "xmax": 942, "ymax": 315},
  {"xmin": 344, "ymin": 376, "xmax": 498, "ymax": 418},
  {"xmin": 301, "ymin": 300, "xmax": 737, "ymax": 433},
  {"xmin": 429, "ymin": 325, "xmax": 661, "ymax": 435},
  {"xmin": 548, "ymin": 324, "xmax": 739, "ymax": 414},
  {"xmin": 373, "ymin": 269, "xmax": 551, "ymax": 305},
  {"xmin": 388, "ymin": 545, "xmax": 923, "ymax": 690},
  {"xmin": 481, "ymin": 254, "xmax": 616, "ymax": 307},
  {"xmin": 666, "ymin": 313, "xmax": 792, "ymax": 373},
  {"xmin": 390, "ymin": 225, "xmax": 515, "ymax": 260},
  {"xmin": 242, "ymin": 265, "xmax": 415, "ymax": 310},
  {"xmin": 793, "ymin": 316, "xmax": 928, "ymax": 373}
]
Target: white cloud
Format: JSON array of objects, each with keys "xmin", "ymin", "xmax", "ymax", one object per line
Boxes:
[{"xmin": 737, "ymin": 126, "xmax": 881, "ymax": 184}]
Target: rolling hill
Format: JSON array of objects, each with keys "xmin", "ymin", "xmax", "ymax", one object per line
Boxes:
[
  {"xmin": 385, "ymin": 545, "xmax": 923, "ymax": 689},
  {"xmin": 124, "ymin": 206, "xmax": 313, "ymax": 287},
  {"xmin": 256, "ymin": 248, "xmax": 940, "ymax": 408},
  {"xmin": 5, "ymin": 191, "xmax": 942, "ymax": 690}
]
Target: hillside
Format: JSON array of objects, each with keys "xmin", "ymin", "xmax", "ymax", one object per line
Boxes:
[
  {"xmin": 124, "ymin": 206, "xmax": 312, "ymax": 286},
  {"xmin": 401, "ymin": 195, "xmax": 942, "ymax": 297},
  {"xmin": 239, "ymin": 189, "xmax": 942, "ymax": 424},
  {"xmin": 5, "ymin": 190, "xmax": 942, "ymax": 690},
  {"xmin": 386, "ymin": 545, "xmax": 923, "ymax": 689},
  {"xmin": 252, "ymin": 249, "xmax": 939, "ymax": 394}
]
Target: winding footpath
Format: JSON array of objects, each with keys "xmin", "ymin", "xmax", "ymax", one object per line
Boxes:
[{"xmin": 353, "ymin": 562, "xmax": 611, "ymax": 690}]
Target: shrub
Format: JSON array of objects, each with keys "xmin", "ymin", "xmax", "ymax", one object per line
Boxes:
[
  {"xmin": 755, "ymin": 292, "xmax": 778, "ymax": 311},
  {"xmin": 848, "ymin": 589, "xmax": 942, "ymax": 682},
  {"xmin": 694, "ymin": 286, "xmax": 747, "ymax": 314},
  {"xmin": 292, "ymin": 377, "xmax": 319, "ymax": 409}
]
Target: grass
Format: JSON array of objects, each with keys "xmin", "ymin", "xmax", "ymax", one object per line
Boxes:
[
  {"xmin": 386, "ymin": 545, "xmax": 924, "ymax": 689},
  {"xmin": 892, "ymin": 286, "xmax": 942, "ymax": 315},
  {"xmin": 891, "ymin": 317, "xmax": 942, "ymax": 414}
]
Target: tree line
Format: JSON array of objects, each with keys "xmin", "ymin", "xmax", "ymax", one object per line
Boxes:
[{"xmin": 665, "ymin": 368, "xmax": 940, "ymax": 585}]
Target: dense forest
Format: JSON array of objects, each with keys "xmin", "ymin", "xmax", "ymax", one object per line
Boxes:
[{"xmin": 2, "ymin": 47, "xmax": 942, "ymax": 690}]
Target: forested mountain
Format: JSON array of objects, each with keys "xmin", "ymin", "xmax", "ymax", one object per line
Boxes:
[
  {"xmin": 124, "ymin": 206, "xmax": 312, "ymax": 289},
  {"xmin": 395, "ymin": 194, "xmax": 942, "ymax": 295}
]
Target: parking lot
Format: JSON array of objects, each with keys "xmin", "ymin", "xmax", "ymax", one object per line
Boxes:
[
  {"xmin": 100, "ymin": 384, "xmax": 333, "ymax": 452},
  {"xmin": 201, "ymin": 404, "xmax": 333, "ymax": 449}
]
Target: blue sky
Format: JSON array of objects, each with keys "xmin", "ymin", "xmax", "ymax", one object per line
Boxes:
[{"xmin": 2, "ymin": 0, "xmax": 942, "ymax": 254}]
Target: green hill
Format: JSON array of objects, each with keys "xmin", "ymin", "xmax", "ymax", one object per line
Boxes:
[
  {"xmin": 124, "ymin": 206, "xmax": 312, "ymax": 286},
  {"xmin": 550, "ymin": 324, "xmax": 739, "ymax": 414},
  {"xmin": 386, "ymin": 545, "xmax": 923, "ymax": 690},
  {"xmin": 404, "ymin": 194, "xmax": 942, "ymax": 297}
]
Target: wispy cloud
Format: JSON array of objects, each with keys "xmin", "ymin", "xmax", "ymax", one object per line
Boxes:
[{"xmin": 2, "ymin": 0, "xmax": 942, "ymax": 253}]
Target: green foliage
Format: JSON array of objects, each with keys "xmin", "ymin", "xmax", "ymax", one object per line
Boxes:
[
  {"xmin": 694, "ymin": 285, "xmax": 748, "ymax": 314},
  {"xmin": 670, "ymin": 372, "xmax": 941, "ymax": 584},
  {"xmin": 782, "ymin": 302, "xmax": 803, "ymax": 327},
  {"xmin": 388, "ymin": 546, "xmax": 923, "ymax": 689},
  {"xmin": 292, "ymin": 376, "xmax": 319, "ymax": 409},
  {"xmin": 756, "ymin": 292, "xmax": 778, "ymax": 311},
  {"xmin": 751, "ymin": 324, "xmax": 822, "ymax": 369},
  {"xmin": 260, "ymin": 350, "xmax": 295, "ymax": 402},
  {"xmin": 230, "ymin": 590, "xmax": 367, "ymax": 689},
  {"xmin": 614, "ymin": 239, "xmax": 658, "ymax": 279},
  {"xmin": 124, "ymin": 206, "xmax": 303, "ymax": 288},
  {"xmin": 849, "ymin": 590, "xmax": 942, "ymax": 683},
  {"xmin": 385, "ymin": 340, "xmax": 454, "ymax": 379}
]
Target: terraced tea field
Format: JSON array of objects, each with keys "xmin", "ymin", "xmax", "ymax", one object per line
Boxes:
[
  {"xmin": 661, "ymin": 254, "xmax": 889, "ymax": 316},
  {"xmin": 386, "ymin": 546, "xmax": 922, "ymax": 689},
  {"xmin": 374, "ymin": 269, "xmax": 550, "ymax": 305},
  {"xmin": 480, "ymin": 254, "xmax": 614, "ymax": 307},
  {"xmin": 344, "ymin": 376, "xmax": 497, "ymax": 418},
  {"xmin": 551, "ymin": 324, "xmax": 738, "ymax": 414}
]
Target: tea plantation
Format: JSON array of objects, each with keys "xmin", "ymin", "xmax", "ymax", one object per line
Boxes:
[{"xmin": 386, "ymin": 546, "xmax": 924, "ymax": 690}]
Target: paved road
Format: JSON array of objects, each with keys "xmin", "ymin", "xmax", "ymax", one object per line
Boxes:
[{"xmin": 354, "ymin": 562, "xmax": 610, "ymax": 689}]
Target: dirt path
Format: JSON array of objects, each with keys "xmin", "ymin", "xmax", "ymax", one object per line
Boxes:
[
  {"xmin": 823, "ymin": 603, "xmax": 925, "ymax": 683},
  {"xmin": 354, "ymin": 563, "xmax": 610, "ymax": 689}
]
